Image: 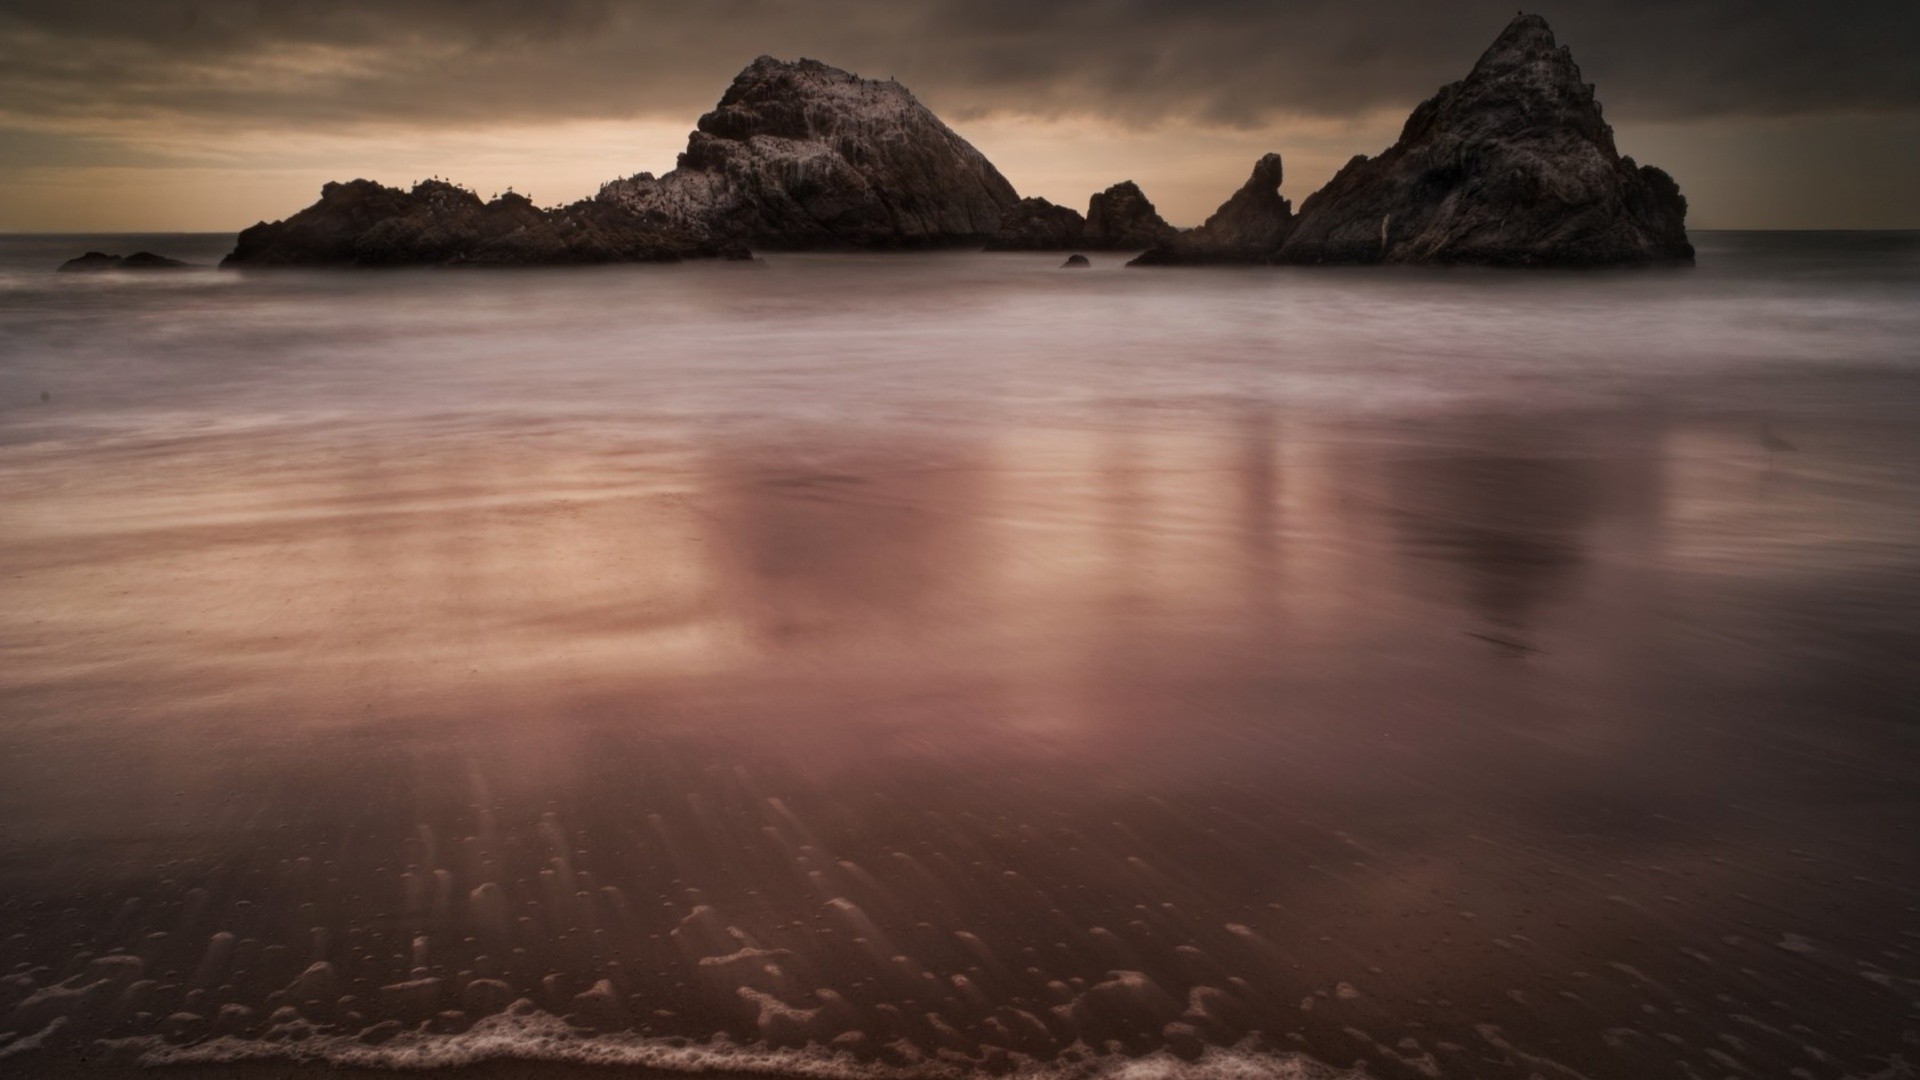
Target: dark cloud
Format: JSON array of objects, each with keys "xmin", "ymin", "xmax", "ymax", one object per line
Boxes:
[{"xmin": 1, "ymin": 0, "xmax": 1914, "ymax": 134}]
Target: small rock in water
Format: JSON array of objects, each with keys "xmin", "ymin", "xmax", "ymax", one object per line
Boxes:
[
  {"xmin": 1061, "ymin": 254, "xmax": 1092, "ymax": 269},
  {"xmin": 57, "ymin": 251, "xmax": 192, "ymax": 272}
]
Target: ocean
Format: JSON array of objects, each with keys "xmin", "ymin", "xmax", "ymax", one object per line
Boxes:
[{"xmin": 1, "ymin": 232, "xmax": 1917, "ymax": 1079}]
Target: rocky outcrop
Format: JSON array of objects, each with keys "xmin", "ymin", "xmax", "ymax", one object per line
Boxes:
[
  {"xmin": 984, "ymin": 197, "xmax": 1087, "ymax": 251},
  {"xmin": 597, "ymin": 56, "xmax": 1019, "ymax": 249},
  {"xmin": 1080, "ymin": 182, "xmax": 1180, "ymax": 250},
  {"xmin": 58, "ymin": 251, "xmax": 192, "ymax": 272},
  {"xmin": 221, "ymin": 180, "xmax": 741, "ymax": 267},
  {"xmin": 1131, "ymin": 154, "xmax": 1293, "ymax": 265},
  {"xmin": 988, "ymin": 182, "xmax": 1179, "ymax": 251},
  {"xmin": 1278, "ymin": 13, "xmax": 1691, "ymax": 266},
  {"xmin": 219, "ymin": 14, "xmax": 1686, "ymax": 270},
  {"xmin": 1061, "ymin": 254, "xmax": 1091, "ymax": 268}
]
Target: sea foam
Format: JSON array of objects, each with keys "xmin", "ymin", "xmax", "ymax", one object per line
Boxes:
[{"xmin": 130, "ymin": 1003, "xmax": 1371, "ymax": 1079}]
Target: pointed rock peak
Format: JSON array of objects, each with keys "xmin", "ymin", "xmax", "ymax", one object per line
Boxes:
[
  {"xmin": 1487, "ymin": 12, "xmax": 1558, "ymax": 55},
  {"xmin": 1133, "ymin": 150, "xmax": 1294, "ymax": 262},
  {"xmin": 1467, "ymin": 11, "xmax": 1579, "ymax": 85},
  {"xmin": 1397, "ymin": 9, "xmax": 1606, "ymax": 148},
  {"xmin": 1277, "ymin": 11, "xmax": 1690, "ymax": 266},
  {"xmin": 1244, "ymin": 153, "xmax": 1284, "ymax": 192}
]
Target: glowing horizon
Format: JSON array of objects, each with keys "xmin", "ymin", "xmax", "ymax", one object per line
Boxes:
[{"xmin": 2, "ymin": 2, "xmax": 1916, "ymax": 232}]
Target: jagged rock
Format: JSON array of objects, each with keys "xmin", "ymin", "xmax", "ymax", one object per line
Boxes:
[
  {"xmin": 221, "ymin": 179, "xmax": 741, "ymax": 267},
  {"xmin": 1132, "ymin": 153, "xmax": 1294, "ymax": 265},
  {"xmin": 987, "ymin": 182, "xmax": 1175, "ymax": 251},
  {"xmin": 1194, "ymin": 153, "xmax": 1295, "ymax": 251},
  {"xmin": 598, "ymin": 56, "xmax": 1019, "ymax": 249},
  {"xmin": 1061, "ymin": 254, "xmax": 1091, "ymax": 268},
  {"xmin": 57, "ymin": 251, "xmax": 191, "ymax": 272},
  {"xmin": 1279, "ymin": 13, "xmax": 1691, "ymax": 266},
  {"xmin": 1080, "ymin": 181, "xmax": 1180, "ymax": 249},
  {"xmin": 985, "ymin": 197, "xmax": 1087, "ymax": 250}
]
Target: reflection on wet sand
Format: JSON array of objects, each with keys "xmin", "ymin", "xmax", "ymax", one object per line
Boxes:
[{"xmin": 2, "ymin": 396, "xmax": 1917, "ymax": 1080}]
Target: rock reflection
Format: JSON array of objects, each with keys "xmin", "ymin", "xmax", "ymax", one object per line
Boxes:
[{"xmin": 0, "ymin": 405, "xmax": 1915, "ymax": 1080}]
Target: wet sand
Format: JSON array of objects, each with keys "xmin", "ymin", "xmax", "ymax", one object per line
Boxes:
[{"xmin": 2, "ymin": 237, "xmax": 1918, "ymax": 1078}]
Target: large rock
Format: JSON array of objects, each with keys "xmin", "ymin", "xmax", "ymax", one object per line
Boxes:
[
  {"xmin": 1080, "ymin": 181, "xmax": 1180, "ymax": 250},
  {"xmin": 1132, "ymin": 153, "xmax": 1293, "ymax": 265},
  {"xmin": 221, "ymin": 179, "xmax": 737, "ymax": 267},
  {"xmin": 1279, "ymin": 13, "xmax": 1691, "ymax": 266},
  {"xmin": 598, "ymin": 56, "xmax": 1019, "ymax": 249},
  {"xmin": 984, "ymin": 197, "xmax": 1087, "ymax": 251}
]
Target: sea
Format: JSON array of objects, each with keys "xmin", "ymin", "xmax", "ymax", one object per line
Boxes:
[{"xmin": 1, "ymin": 231, "xmax": 1917, "ymax": 1079}]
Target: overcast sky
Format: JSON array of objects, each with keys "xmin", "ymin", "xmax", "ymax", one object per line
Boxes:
[{"xmin": 2, "ymin": 0, "xmax": 1915, "ymax": 231}]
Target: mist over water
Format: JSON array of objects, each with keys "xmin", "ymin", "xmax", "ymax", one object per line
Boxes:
[{"xmin": 1, "ymin": 233, "xmax": 1917, "ymax": 1079}]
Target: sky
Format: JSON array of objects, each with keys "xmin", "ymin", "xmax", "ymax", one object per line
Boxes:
[{"xmin": 1, "ymin": 0, "xmax": 1915, "ymax": 232}]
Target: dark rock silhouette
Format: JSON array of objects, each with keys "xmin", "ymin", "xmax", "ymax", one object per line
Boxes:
[
  {"xmin": 1279, "ymin": 13, "xmax": 1691, "ymax": 266},
  {"xmin": 221, "ymin": 180, "xmax": 743, "ymax": 267},
  {"xmin": 597, "ymin": 56, "xmax": 1019, "ymax": 248},
  {"xmin": 985, "ymin": 197, "xmax": 1088, "ymax": 251},
  {"xmin": 219, "ymin": 15, "xmax": 1687, "ymax": 270},
  {"xmin": 58, "ymin": 251, "xmax": 192, "ymax": 272},
  {"xmin": 1132, "ymin": 154, "xmax": 1293, "ymax": 265},
  {"xmin": 987, "ymin": 182, "xmax": 1178, "ymax": 251},
  {"xmin": 1080, "ymin": 181, "xmax": 1180, "ymax": 250},
  {"xmin": 1061, "ymin": 254, "xmax": 1092, "ymax": 268}
]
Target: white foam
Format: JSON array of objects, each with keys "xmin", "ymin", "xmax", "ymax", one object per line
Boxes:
[{"xmin": 133, "ymin": 1005, "xmax": 1375, "ymax": 1080}]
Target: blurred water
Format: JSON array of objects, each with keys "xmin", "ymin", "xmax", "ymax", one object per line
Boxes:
[{"xmin": 0, "ymin": 233, "xmax": 1917, "ymax": 1079}]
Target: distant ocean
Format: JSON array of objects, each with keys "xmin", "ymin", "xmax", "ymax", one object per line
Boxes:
[{"xmin": 2, "ymin": 231, "xmax": 1917, "ymax": 1079}]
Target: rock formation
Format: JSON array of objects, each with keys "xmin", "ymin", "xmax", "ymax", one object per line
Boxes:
[
  {"xmin": 58, "ymin": 251, "xmax": 192, "ymax": 271},
  {"xmin": 597, "ymin": 56, "xmax": 1019, "ymax": 248},
  {"xmin": 985, "ymin": 197, "xmax": 1087, "ymax": 250},
  {"xmin": 987, "ymin": 182, "xmax": 1179, "ymax": 251},
  {"xmin": 219, "ymin": 14, "xmax": 1688, "ymax": 270},
  {"xmin": 1080, "ymin": 182, "xmax": 1180, "ymax": 249},
  {"xmin": 221, "ymin": 180, "xmax": 741, "ymax": 267},
  {"xmin": 1061, "ymin": 254, "xmax": 1092, "ymax": 268},
  {"xmin": 1131, "ymin": 154, "xmax": 1293, "ymax": 265},
  {"xmin": 1278, "ymin": 13, "xmax": 1692, "ymax": 266}
]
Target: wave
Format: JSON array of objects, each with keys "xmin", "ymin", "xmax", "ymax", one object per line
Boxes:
[{"xmin": 125, "ymin": 1004, "xmax": 1369, "ymax": 1079}]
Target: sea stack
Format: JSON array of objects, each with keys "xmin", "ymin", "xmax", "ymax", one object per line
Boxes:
[
  {"xmin": 597, "ymin": 57, "xmax": 1020, "ymax": 248},
  {"xmin": 1280, "ymin": 13, "xmax": 1691, "ymax": 265},
  {"xmin": 1131, "ymin": 154, "xmax": 1293, "ymax": 265},
  {"xmin": 986, "ymin": 182, "xmax": 1179, "ymax": 251},
  {"xmin": 1134, "ymin": 13, "xmax": 1691, "ymax": 267},
  {"xmin": 1079, "ymin": 182, "xmax": 1180, "ymax": 249},
  {"xmin": 58, "ymin": 251, "xmax": 192, "ymax": 272}
]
